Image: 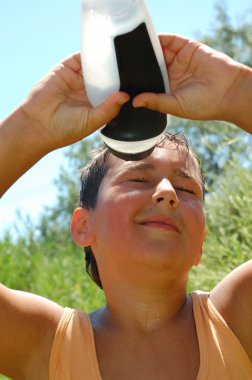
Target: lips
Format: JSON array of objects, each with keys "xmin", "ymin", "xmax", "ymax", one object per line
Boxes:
[{"xmin": 138, "ymin": 215, "xmax": 179, "ymax": 233}]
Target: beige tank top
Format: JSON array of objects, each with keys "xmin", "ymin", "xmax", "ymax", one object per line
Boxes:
[{"xmin": 49, "ymin": 291, "xmax": 252, "ymax": 379}]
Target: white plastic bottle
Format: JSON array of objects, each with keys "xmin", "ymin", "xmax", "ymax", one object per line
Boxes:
[{"xmin": 80, "ymin": 0, "xmax": 170, "ymax": 160}]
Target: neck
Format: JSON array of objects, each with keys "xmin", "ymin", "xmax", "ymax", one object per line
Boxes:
[{"xmin": 100, "ymin": 273, "xmax": 189, "ymax": 334}]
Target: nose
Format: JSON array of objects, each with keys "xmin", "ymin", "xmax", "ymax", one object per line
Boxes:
[{"xmin": 152, "ymin": 178, "xmax": 179, "ymax": 209}]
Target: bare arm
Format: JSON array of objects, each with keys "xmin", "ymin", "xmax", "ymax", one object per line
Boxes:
[
  {"xmin": 210, "ymin": 260, "xmax": 252, "ymax": 363},
  {"xmin": 0, "ymin": 284, "xmax": 63, "ymax": 378},
  {"xmin": 134, "ymin": 34, "xmax": 252, "ymax": 134}
]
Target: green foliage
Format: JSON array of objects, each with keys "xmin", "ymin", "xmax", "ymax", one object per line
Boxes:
[
  {"xmin": 204, "ymin": 160, "xmax": 252, "ymax": 266},
  {"xmin": 188, "ymin": 161, "xmax": 252, "ymax": 291},
  {"xmin": 202, "ymin": 3, "xmax": 252, "ymax": 66},
  {"xmin": 0, "ymin": 232, "xmax": 105, "ymax": 312}
]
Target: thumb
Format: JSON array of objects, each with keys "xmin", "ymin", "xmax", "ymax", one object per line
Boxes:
[
  {"xmin": 133, "ymin": 93, "xmax": 183, "ymax": 118},
  {"xmin": 86, "ymin": 92, "xmax": 130, "ymax": 135}
]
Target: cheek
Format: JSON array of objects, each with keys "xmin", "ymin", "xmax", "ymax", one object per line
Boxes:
[
  {"xmin": 94, "ymin": 191, "xmax": 142, "ymax": 238},
  {"xmin": 102, "ymin": 188, "xmax": 145, "ymax": 215},
  {"xmin": 182, "ymin": 199, "xmax": 206, "ymax": 234}
]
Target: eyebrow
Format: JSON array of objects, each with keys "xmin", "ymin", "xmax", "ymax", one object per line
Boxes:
[
  {"xmin": 123, "ymin": 162, "xmax": 155, "ymax": 172},
  {"xmin": 174, "ymin": 168, "xmax": 196, "ymax": 181},
  {"xmin": 174, "ymin": 168, "xmax": 203, "ymax": 187},
  {"xmin": 123, "ymin": 163, "xmax": 197, "ymax": 180}
]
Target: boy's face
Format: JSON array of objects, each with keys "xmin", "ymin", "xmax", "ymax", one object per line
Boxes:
[{"xmin": 87, "ymin": 142, "xmax": 206, "ymax": 279}]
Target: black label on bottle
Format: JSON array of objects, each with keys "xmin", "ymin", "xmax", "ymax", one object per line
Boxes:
[{"xmin": 101, "ymin": 22, "xmax": 167, "ymax": 142}]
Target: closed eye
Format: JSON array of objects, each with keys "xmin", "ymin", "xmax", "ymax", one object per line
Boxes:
[
  {"xmin": 175, "ymin": 186, "xmax": 196, "ymax": 195},
  {"xmin": 129, "ymin": 178, "xmax": 148, "ymax": 183}
]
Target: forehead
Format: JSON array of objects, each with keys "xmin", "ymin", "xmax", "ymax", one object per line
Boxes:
[{"xmin": 107, "ymin": 141, "xmax": 202, "ymax": 181}]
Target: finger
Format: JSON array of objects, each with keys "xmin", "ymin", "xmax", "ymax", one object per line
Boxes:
[
  {"xmin": 158, "ymin": 34, "xmax": 193, "ymax": 66},
  {"xmin": 51, "ymin": 53, "xmax": 84, "ymax": 92},
  {"xmin": 159, "ymin": 34, "xmax": 191, "ymax": 52},
  {"xmin": 60, "ymin": 52, "xmax": 82, "ymax": 73},
  {"xmin": 87, "ymin": 92, "xmax": 130, "ymax": 134},
  {"xmin": 133, "ymin": 92, "xmax": 183, "ymax": 118}
]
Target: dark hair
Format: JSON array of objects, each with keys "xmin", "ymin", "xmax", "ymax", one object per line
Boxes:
[{"xmin": 79, "ymin": 132, "xmax": 205, "ymax": 289}]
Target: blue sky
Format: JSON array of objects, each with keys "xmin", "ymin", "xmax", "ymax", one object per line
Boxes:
[{"xmin": 1, "ymin": 0, "xmax": 252, "ymax": 235}]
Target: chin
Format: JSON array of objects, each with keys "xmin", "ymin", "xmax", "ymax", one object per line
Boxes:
[{"xmin": 128, "ymin": 245, "xmax": 185, "ymax": 271}]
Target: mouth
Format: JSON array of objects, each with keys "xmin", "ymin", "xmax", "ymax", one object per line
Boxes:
[{"xmin": 138, "ymin": 215, "xmax": 179, "ymax": 233}]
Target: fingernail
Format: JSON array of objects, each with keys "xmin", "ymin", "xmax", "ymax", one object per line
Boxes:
[
  {"xmin": 135, "ymin": 100, "xmax": 146, "ymax": 108},
  {"xmin": 119, "ymin": 98, "xmax": 128, "ymax": 105}
]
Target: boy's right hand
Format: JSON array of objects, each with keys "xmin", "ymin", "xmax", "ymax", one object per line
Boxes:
[{"xmin": 133, "ymin": 34, "xmax": 252, "ymax": 133}]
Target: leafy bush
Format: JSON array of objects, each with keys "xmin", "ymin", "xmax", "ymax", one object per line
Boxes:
[
  {"xmin": 0, "ymin": 234, "xmax": 105, "ymax": 312},
  {"xmin": 188, "ymin": 161, "xmax": 252, "ymax": 291}
]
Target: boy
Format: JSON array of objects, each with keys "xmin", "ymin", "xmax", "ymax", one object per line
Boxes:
[{"xmin": 0, "ymin": 34, "xmax": 252, "ymax": 379}]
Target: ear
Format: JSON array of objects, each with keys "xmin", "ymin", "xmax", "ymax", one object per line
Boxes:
[
  {"xmin": 70, "ymin": 207, "xmax": 94, "ymax": 247},
  {"xmin": 194, "ymin": 230, "xmax": 207, "ymax": 267}
]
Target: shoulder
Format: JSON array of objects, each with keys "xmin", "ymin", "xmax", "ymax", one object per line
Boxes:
[
  {"xmin": 209, "ymin": 260, "xmax": 252, "ymax": 361},
  {"xmin": 0, "ymin": 284, "xmax": 64, "ymax": 378}
]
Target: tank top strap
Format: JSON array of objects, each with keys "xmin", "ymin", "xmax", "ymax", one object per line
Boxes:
[
  {"xmin": 191, "ymin": 290, "xmax": 252, "ymax": 380},
  {"xmin": 49, "ymin": 307, "xmax": 102, "ymax": 380}
]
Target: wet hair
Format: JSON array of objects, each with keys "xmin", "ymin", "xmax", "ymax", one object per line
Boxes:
[{"xmin": 79, "ymin": 132, "xmax": 205, "ymax": 289}]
